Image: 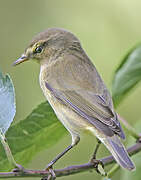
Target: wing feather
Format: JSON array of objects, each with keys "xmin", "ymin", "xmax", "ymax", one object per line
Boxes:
[
  {"xmin": 45, "ymin": 53, "xmax": 125, "ymax": 139},
  {"xmin": 45, "ymin": 82, "xmax": 125, "ymax": 138}
]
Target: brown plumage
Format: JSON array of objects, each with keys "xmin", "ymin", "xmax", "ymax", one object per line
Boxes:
[{"xmin": 14, "ymin": 28, "xmax": 135, "ymax": 171}]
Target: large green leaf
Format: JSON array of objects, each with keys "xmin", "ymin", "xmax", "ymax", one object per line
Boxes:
[
  {"xmin": 0, "ymin": 71, "xmax": 15, "ymax": 134},
  {"xmin": 112, "ymin": 44, "xmax": 141, "ymax": 106},
  {"xmin": 0, "ymin": 102, "xmax": 67, "ymax": 171}
]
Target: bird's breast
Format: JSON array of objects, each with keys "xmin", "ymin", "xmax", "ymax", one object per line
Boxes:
[{"xmin": 39, "ymin": 65, "xmax": 93, "ymax": 135}]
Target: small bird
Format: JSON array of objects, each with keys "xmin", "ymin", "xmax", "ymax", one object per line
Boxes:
[{"xmin": 13, "ymin": 28, "xmax": 135, "ymax": 171}]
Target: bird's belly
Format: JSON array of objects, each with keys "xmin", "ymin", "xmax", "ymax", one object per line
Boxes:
[
  {"xmin": 39, "ymin": 71, "xmax": 99, "ymax": 137},
  {"xmin": 44, "ymin": 90, "xmax": 91, "ymax": 135}
]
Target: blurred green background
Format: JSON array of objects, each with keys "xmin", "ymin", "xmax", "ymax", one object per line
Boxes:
[{"xmin": 1, "ymin": 0, "xmax": 141, "ymax": 179}]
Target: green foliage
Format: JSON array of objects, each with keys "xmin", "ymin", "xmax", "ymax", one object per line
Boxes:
[
  {"xmin": 111, "ymin": 44, "xmax": 141, "ymax": 179},
  {"xmin": 0, "ymin": 102, "xmax": 66, "ymax": 171},
  {"xmin": 1, "ymin": 43, "xmax": 141, "ymax": 174},
  {"xmin": 0, "ymin": 71, "xmax": 15, "ymax": 134},
  {"xmin": 112, "ymin": 44, "xmax": 141, "ymax": 106}
]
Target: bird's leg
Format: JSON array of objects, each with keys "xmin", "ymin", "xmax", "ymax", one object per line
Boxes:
[
  {"xmin": 43, "ymin": 135, "xmax": 80, "ymax": 180},
  {"xmin": 90, "ymin": 139, "xmax": 105, "ymax": 174},
  {"xmin": 91, "ymin": 138, "xmax": 101, "ymax": 160},
  {"xmin": 46, "ymin": 144, "xmax": 73, "ymax": 169},
  {"xmin": 45, "ymin": 135, "xmax": 80, "ymax": 169},
  {"xmin": 42, "ymin": 145, "xmax": 73, "ymax": 180},
  {"xmin": 41, "ymin": 168, "xmax": 56, "ymax": 180}
]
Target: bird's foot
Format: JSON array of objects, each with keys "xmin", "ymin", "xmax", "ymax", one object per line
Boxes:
[
  {"xmin": 12, "ymin": 164, "xmax": 25, "ymax": 173},
  {"xmin": 90, "ymin": 159, "xmax": 106, "ymax": 176},
  {"xmin": 41, "ymin": 163, "xmax": 56, "ymax": 180}
]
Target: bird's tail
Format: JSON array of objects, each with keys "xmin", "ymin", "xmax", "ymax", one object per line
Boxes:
[{"xmin": 101, "ymin": 135, "xmax": 135, "ymax": 170}]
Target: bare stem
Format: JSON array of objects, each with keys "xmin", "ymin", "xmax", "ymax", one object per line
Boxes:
[
  {"xmin": 0, "ymin": 132, "xmax": 17, "ymax": 168},
  {"xmin": 106, "ymin": 164, "xmax": 119, "ymax": 178},
  {"xmin": 117, "ymin": 114, "xmax": 140, "ymax": 139},
  {"xmin": 0, "ymin": 140, "xmax": 140, "ymax": 179}
]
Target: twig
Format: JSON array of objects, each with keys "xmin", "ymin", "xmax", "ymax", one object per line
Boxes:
[
  {"xmin": 106, "ymin": 164, "xmax": 119, "ymax": 178},
  {"xmin": 0, "ymin": 132, "xmax": 17, "ymax": 168},
  {"xmin": 0, "ymin": 140, "xmax": 140, "ymax": 179},
  {"xmin": 118, "ymin": 114, "xmax": 140, "ymax": 139}
]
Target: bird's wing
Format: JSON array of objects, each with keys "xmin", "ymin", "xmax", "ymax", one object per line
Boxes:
[
  {"xmin": 45, "ymin": 53, "xmax": 125, "ymax": 138},
  {"xmin": 45, "ymin": 83, "xmax": 124, "ymax": 138}
]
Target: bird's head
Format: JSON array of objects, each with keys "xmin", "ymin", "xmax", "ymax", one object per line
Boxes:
[{"xmin": 13, "ymin": 28, "xmax": 80, "ymax": 66}]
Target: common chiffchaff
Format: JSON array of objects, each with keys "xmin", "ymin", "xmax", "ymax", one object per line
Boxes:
[{"xmin": 13, "ymin": 28, "xmax": 135, "ymax": 171}]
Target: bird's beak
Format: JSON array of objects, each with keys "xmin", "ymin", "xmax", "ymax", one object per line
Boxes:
[{"xmin": 13, "ymin": 54, "xmax": 29, "ymax": 66}]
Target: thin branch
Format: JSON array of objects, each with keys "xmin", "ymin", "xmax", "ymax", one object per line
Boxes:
[
  {"xmin": 106, "ymin": 164, "xmax": 120, "ymax": 178},
  {"xmin": 0, "ymin": 140, "xmax": 141, "ymax": 179},
  {"xmin": 0, "ymin": 132, "xmax": 17, "ymax": 168},
  {"xmin": 118, "ymin": 114, "xmax": 140, "ymax": 139}
]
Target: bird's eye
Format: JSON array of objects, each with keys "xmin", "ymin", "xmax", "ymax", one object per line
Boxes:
[{"xmin": 34, "ymin": 46, "xmax": 43, "ymax": 53}]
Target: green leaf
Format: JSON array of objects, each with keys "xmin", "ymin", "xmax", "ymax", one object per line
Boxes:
[
  {"xmin": 112, "ymin": 44, "xmax": 141, "ymax": 106},
  {"xmin": 120, "ymin": 120, "xmax": 141, "ymax": 180},
  {"xmin": 0, "ymin": 71, "xmax": 16, "ymax": 134},
  {"xmin": 0, "ymin": 101, "xmax": 67, "ymax": 171}
]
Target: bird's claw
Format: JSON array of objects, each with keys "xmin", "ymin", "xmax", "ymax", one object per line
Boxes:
[
  {"xmin": 12, "ymin": 164, "xmax": 25, "ymax": 173},
  {"xmin": 90, "ymin": 159, "xmax": 106, "ymax": 175},
  {"xmin": 45, "ymin": 161, "xmax": 54, "ymax": 170},
  {"xmin": 41, "ymin": 164, "xmax": 56, "ymax": 180}
]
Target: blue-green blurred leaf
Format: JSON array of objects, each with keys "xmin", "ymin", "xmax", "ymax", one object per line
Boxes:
[
  {"xmin": 0, "ymin": 71, "xmax": 15, "ymax": 134},
  {"xmin": 0, "ymin": 101, "xmax": 67, "ymax": 171},
  {"xmin": 112, "ymin": 44, "xmax": 141, "ymax": 106}
]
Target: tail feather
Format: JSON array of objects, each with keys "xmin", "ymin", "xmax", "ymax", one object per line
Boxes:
[{"xmin": 103, "ymin": 135, "xmax": 135, "ymax": 170}]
